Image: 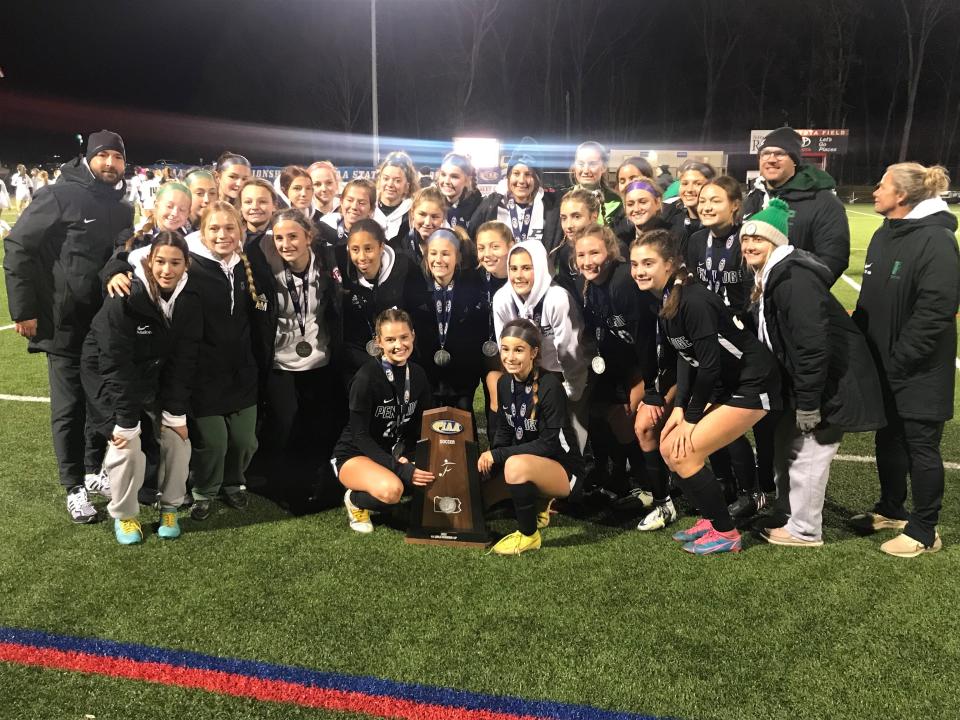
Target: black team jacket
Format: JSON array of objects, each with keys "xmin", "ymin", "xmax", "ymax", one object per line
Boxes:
[
  {"xmin": 4, "ymin": 157, "xmax": 133, "ymax": 356},
  {"xmin": 853, "ymin": 202, "xmax": 959, "ymax": 421},
  {"xmin": 742, "ymin": 165, "xmax": 850, "ymax": 282},
  {"xmin": 758, "ymin": 248, "xmax": 884, "ymax": 432}
]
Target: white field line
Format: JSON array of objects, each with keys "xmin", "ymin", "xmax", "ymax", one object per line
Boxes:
[
  {"xmin": 0, "ymin": 390, "xmax": 957, "ymax": 469},
  {"xmin": 846, "ymin": 208, "xmax": 882, "ymax": 220},
  {"xmin": 0, "ymin": 393, "xmax": 49, "ymax": 403},
  {"xmin": 839, "ymin": 274, "xmax": 861, "ymax": 292},
  {"xmin": 835, "ymin": 453, "xmax": 960, "ymax": 471},
  {"xmin": 843, "ymin": 208, "xmax": 960, "ymax": 370}
]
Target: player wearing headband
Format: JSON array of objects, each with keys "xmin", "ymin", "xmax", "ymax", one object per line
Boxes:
[{"xmin": 413, "ymin": 228, "xmax": 487, "ymax": 415}]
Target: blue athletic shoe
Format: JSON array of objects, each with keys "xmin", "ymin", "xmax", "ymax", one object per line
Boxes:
[
  {"xmin": 114, "ymin": 518, "xmax": 143, "ymax": 545},
  {"xmin": 682, "ymin": 528, "xmax": 742, "ymax": 555},
  {"xmin": 157, "ymin": 507, "xmax": 181, "ymax": 539},
  {"xmin": 672, "ymin": 517, "xmax": 713, "ymax": 542}
]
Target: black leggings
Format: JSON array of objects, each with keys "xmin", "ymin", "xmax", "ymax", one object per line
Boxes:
[{"xmin": 258, "ymin": 365, "xmax": 346, "ymax": 495}]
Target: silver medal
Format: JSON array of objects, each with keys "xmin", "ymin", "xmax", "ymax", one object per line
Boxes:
[
  {"xmin": 366, "ymin": 339, "xmax": 382, "ymax": 357},
  {"xmin": 295, "ymin": 341, "xmax": 313, "ymax": 358},
  {"xmin": 591, "ymin": 355, "xmax": 607, "ymax": 375},
  {"xmin": 434, "ymin": 349, "xmax": 452, "ymax": 367},
  {"xmin": 482, "ymin": 340, "xmax": 499, "ymax": 357}
]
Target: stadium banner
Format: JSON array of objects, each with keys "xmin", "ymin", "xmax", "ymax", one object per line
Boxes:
[{"xmin": 749, "ymin": 129, "xmax": 850, "ymax": 155}]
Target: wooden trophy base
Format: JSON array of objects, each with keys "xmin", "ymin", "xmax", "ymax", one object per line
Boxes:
[{"xmin": 405, "ymin": 407, "xmax": 490, "ymax": 548}]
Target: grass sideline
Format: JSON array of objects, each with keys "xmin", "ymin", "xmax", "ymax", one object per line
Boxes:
[{"xmin": 0, "ymin": 204, "xmax": 958, "ymax": 720}]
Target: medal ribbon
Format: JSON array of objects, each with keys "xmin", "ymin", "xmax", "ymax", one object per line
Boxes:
[
  {"xmin": 354, "ymin": 273, "xmax": 380, "ymax": 343},
  {"xmin": 705, "ymin": 229, "xmax": 737, "ymax": 300},
  {"xmin": 433, "ymin": 281, "xmax": 453, "ymax": 350},
  {"xmin": 284, "ymin": 263, "xmax": 310, "ymax": 339},
  {"xmin": 381, "ymin": 360, "xmax": 412, "ymax": 444},
  {"xmin": 509, "ymin": 369, "xmax": 537, "ymax": 440},
  {"xmin": 408, "ymin": 229, "xmax": 424, "ymax": 264},
  {"xmin": 484, "ymin": 272, "xmax": 496, "ymax": 342},
  {"xmin": 507, "ymin": 197, "xmax": 533, "ymax": 242}
]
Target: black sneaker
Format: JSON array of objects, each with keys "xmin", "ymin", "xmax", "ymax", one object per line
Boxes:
[
  {"xmin": 222, "ymin": 489, "xmax": 248, "ymax": 510},
  {"xmin": 190, "ymin": 499, "xmax": 211, "ymax": 521},
  {"xmin": 728, "ymin": 492, "xmax": 758, "ymax": 520}
]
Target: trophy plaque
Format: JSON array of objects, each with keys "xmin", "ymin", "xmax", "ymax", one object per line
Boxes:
[{"xmin": 405, "ymin": 407, "xmax": 489, "ymax": 547}]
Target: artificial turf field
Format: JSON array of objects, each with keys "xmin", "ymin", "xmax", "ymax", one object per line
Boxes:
[{"xmin": 0, "ymin": 204, "xmax": 958, "ymax": 720}]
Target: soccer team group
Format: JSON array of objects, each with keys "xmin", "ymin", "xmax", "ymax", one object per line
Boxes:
[{"xmin": 3, "ymin": 126, "xmax": 957, "ymax": 556}]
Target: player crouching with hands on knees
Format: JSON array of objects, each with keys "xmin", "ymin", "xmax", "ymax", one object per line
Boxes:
[
  {"xmin": 333, "ymin": 309, "xmax": 434, "ymax": 533},
  {"xmin": 81, "ymin": 232, "xmax": 201, "ymax": 544},
  {"xmin": 478, "ymin": 319, "xmax": 585, "ymax": 556},
  {"xmin": 632, "ymin": 230, "xmax": 781, "ymax": 555}
]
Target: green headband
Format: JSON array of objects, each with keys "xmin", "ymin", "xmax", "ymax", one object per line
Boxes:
[{"xmin": 156, "ymin": 182, "xmax": 191, "ymax": 202}]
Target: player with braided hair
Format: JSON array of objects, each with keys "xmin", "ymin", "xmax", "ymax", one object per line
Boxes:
[
  {"xmin": 478, "ymin": 319, "xmax": 585, "ymax": 555},
  {"xmin": 181, "ymin": 201, "xmax": 265, "ymax": 519}
]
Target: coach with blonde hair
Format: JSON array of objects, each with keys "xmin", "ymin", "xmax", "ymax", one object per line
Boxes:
[{"xmin": 851, "ymin": 162, "xmax": 959, "ymax": 557}]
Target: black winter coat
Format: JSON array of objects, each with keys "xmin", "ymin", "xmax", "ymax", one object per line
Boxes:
[
  {"xmin": 742, "ymin": 165, "xmax": 850, "ymax": 281},
  {"xmin": 187, "ymin": 251, "xmax": 262, "ymax": 416},
  {"xmin": 81, "ymin": 277, "xmax": 201, "ymax": 433},
  {"xmin": 760, "ymin": 249, "xmax": 884, "ymax": 432},
  {"xmin": 337, "ymin": 248, "xmax": 432, "ymax": 379},
  {"xmin": 467, "ymin": 191, "xmax": 563, "ymax": 252},
  {"xmin": 853, "ymin": 206, "xmax": 959, "ymax": 421},
  {"xmin": 4, "ymin": 157, "xmax": 133, "ymax": 356}
]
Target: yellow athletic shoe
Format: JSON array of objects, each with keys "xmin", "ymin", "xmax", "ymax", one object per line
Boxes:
[
  {"xmin": 344, "ymin": 491, "xmax": 373, "ymax": 534},
  {"xmin": 536, "ymin": 498, "xmax": 555, "ymax": 530},
  {"xmin": 491, "ymin": 530, "xmax": 541, "ymax": 556}
]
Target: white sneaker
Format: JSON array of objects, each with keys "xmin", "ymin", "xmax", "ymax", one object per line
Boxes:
[
  {"xmin": 84, "ymin": 469, "xmax": 111, "ymax": 499},
  {"xmin": 67, "ymin": 486, "xmax": 98, "ymax": 524},
  {"xmin": 637, "ymin": 499, "xmax": 678, "ymax": 532},
  {"xmin": 344, "ymin": 491, "xmax": 373, "ymax": 534}
]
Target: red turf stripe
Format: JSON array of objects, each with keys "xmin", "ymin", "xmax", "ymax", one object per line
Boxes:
[{"xmin": 0, "ymin": 642, "xmax": 541, "ymax": 720}]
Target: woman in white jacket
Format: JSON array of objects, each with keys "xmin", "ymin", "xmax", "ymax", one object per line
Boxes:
[{"xmin": 493, "ymin": 240, "xmax": 590, "ymax": 452}]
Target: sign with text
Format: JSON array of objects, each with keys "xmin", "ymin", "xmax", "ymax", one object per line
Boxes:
[{"xmin": 749, "ymin": 129, "xmax": 849, "ymax": 155}]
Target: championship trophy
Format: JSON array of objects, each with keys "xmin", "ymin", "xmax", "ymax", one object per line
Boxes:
[{"xmin": 406, "ymin": 407, "xmax": 489, "ymax": 546}]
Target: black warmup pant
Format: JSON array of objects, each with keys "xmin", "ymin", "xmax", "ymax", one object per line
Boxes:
[
  {"xmin": 259, "ymin": 365, "xmax": 345, "ymax": 499},
  {"xmin": 874, "ymin": 404, "xmax": 945, "ymax": 547},
  {"xmin": 48, "ymin": 353, "xmax": 103, "ymax": 489},
  {"xmin": 753, "ymin": 410, "xmax": 782, "ymax": 494}
]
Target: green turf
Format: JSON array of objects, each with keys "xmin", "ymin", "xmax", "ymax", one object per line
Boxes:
[{"xmin": 0, "ymin": 205, "xmax": 958, "ymax": 720}]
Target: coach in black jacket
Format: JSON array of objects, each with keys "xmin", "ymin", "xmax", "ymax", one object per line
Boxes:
[
  {"xmin": 742, "ymin": 127, "xmax": 850, "ymax": 282},
  {"xmin": 3, "ymin": 131, "xmax": 133, "ymax": 522},
  {"xmin": 852, "ymin": 164, "xmax": 959, "ymax": 556}
]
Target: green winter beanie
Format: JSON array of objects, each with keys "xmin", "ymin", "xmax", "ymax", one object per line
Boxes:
[
  {"xmin": 741, "ymin": 198, "xmax": 791, "ymax": 246},
  {"xmin": 662, "ymin": 179, "xmax": 680, "ymax": 201}
]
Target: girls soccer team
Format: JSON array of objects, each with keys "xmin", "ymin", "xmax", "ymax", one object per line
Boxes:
[{"xmin": 76, "ymin": 144, "xmax": 955, "ymax": 559}]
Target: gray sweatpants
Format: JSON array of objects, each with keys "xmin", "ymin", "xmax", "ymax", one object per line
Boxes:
[
  {"xmin": 105, "ymin": 423, "xmax": 191, "ymax": 520},
  {"xmin": 773, "ymin": 410, "xmax": 843, "ymax": 542}
]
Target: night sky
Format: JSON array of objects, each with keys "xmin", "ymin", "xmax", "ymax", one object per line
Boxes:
[{"xmin": 2, "ymin": 0, "xmax": 959, "ymax": 182}]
